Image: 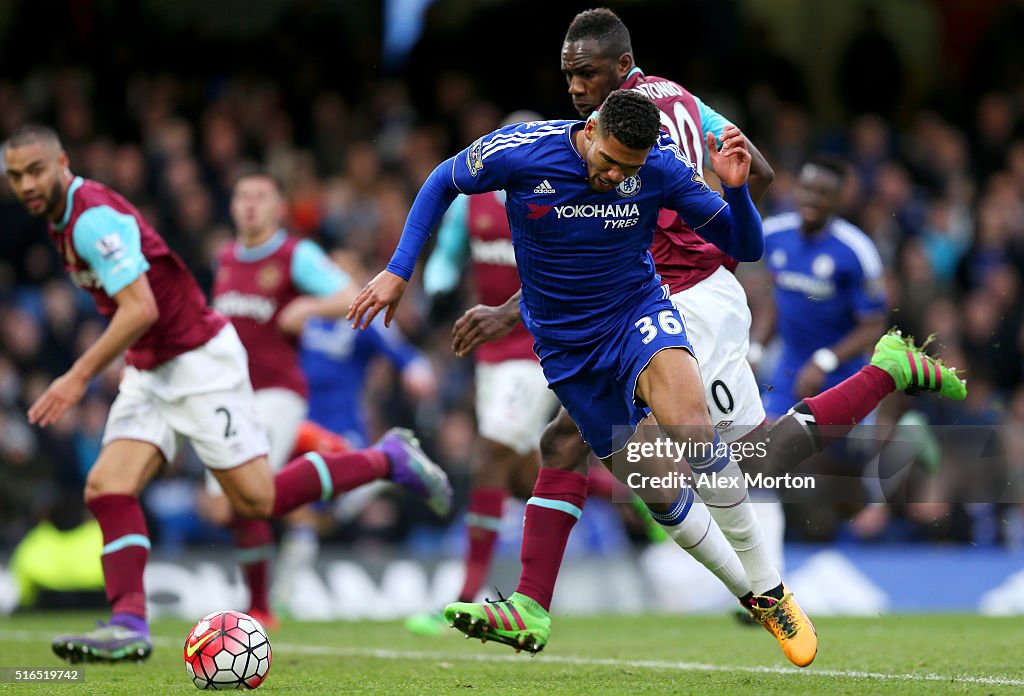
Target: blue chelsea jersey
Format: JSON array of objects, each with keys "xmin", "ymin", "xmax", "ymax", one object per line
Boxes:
[
  {"xmin": 451, "ymin": 120, "xmax": 727, "ymax": 347},
  {"xmin": 300, "ymin": 315, "xmax": 423, "ymax": 446},
  {"xmin": 763, "ymin": 212, "xmax": 887, "ymax": 363}
]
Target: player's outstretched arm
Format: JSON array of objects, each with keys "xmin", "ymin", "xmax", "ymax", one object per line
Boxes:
[
  {"xmin": 348, "ymin": 158, "xmax": 464, "ymax": 329},
  {"xmin": 29, "ymin": 275, "xmax": 158, "ymax": 427},
  {"xmin": 748, "ymin": 286, "xmax": 777, "ymax": 370},
  {"xmin": 278, "ymin": 284, "xmax": 358, "ymax": 334},
  {"xmin": 451, "ymin": 289, "xmax": 522, "ymax": 357},
  {"xmin": 279, "ymin": 240, "xmax": 360, "ymax": 334},
  {"xmin": 795, "ymin": 315, "xmax": 887, "ymax": 398}
]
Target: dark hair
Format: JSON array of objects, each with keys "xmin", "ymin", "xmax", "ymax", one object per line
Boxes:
[
  {"xmin": 596, "ymin": 90, "xmax": 660, "ymax": 151},
  {"xmin": 565, "ymin": 8, "xmax": 632, "ymax": 59},
  {"xmin": 232, "ymin": 163, "xmax": 284, "ymax": 193},
  {"xmin": 806, "ymin": 154, "xmax": 848, "ymax": 182},
  {"xmin": 3, "ymin": 123, "xmax": 62, "ymax": 153}
]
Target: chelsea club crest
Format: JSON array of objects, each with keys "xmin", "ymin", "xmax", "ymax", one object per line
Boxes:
[{"xmin": 616, "ymin": 174, "xmax": 641, "ymax": 198}]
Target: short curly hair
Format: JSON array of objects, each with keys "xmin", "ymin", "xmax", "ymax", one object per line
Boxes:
[
  {"xmin": 595, "ymin": 90, "xmax": 660, "ymax": 151},
  {"xmin": 564, "ymin": 8, "xmax": 632, "ymax": 60}
]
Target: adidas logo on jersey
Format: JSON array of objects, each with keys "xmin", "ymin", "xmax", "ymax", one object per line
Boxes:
[{"xmin": 533, "ymin": 180, "xmax": 556, "ymax": 194}]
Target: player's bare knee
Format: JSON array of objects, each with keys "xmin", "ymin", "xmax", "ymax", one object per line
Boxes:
[
  {"xmin": 252, "ymin": 495, "xmax": 275, "ymax": 519},
  {"xmin": 540, "ymin": 418, "xmax": 589, "ymax": 472},
  {"xmin": 475, "ymin": 437, "xmax": 521, "ymax": 483},
  {"xmin": 83, "ymin": 478, "xmax": 105, "ymax": 504},
  {"xmin": 472, "ymin": 460, "xmax": 509, "ymax": 488},
  {"xmin": 231, "ymin": 492, "xmax": 274, "ymax": 520},
  {"xmin": 83, "ymin": 476, "xmax": 101, "ymax": 503},
  {"xmin": 83, "ymin": 468, "xmax": 130, "ymax": 502},
  {"xmin": 693, "ymin": 422, "xmax": 717, "ymax": 444},
  {"xmin": 232, "ymin": 500, "xmax": 270, "ymax": 520}
]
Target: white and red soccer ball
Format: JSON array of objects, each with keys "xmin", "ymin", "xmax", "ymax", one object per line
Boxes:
[{"xmin": 184, "ymin": 610, "xmax": 272, "ymax": 690}]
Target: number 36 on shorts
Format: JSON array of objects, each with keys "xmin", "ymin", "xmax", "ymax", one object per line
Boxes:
[{"xmin": 634, "ymin": 309, "xmax": 684, "ymax": 344}]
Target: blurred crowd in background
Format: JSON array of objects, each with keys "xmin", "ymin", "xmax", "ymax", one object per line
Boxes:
[{"xmin": 3, "ymin": 0, "xmax": 1024, "ymax": 559}]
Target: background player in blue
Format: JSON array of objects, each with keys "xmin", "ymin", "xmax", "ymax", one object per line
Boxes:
[
  {"xmin": 754, "ymin": 156, "xmax": 888, "ymax": 418},
  {"xmin": 301, "ymin": 311, "xmax": 435, "ymax": 450},
  {"xmin": 348, "ymin": 90, "xmax": 818, "ymax": 665}
]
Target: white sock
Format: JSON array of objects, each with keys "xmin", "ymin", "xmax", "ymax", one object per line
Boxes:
[
  {"xmin": 689, "ymin": 437, "xmax": 781, "ymax": 595},
  {"xmin": 650, "ymin": 487, "xmax": 751, "ymax": 597},
  {"xmin": 272, "ymin": 526, "xmax": 320, "ymax": 610},
  {"xmin": 750, "ymin": 488, "xmax": 786, "ymax": 577}
]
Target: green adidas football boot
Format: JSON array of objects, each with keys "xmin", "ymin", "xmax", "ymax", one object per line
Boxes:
[
  {"xmin": 871, "ymin": 329, "xmax": 966, "ymax": 400},
  {"xmin": 444, "ymin": 592, "xmax": 550, "ymax": 654}
]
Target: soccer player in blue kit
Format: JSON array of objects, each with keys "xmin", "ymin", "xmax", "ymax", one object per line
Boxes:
[
  {"xmin": 348, "ymin": 90, "xmax": 819, "ymax": 664},
  {"xmin": 755, "ymin": 156, "xmax": 888, "ymax": 415}
]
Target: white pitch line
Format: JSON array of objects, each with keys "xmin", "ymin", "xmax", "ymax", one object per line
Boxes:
[{"xmin": 2, "ymin": 629, "xmax": 1021, "ymax": 688}]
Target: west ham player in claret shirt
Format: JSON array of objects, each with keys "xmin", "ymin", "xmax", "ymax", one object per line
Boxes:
[
  {"xmin": 208, "ymin": 171, "xmax": 356, "ymax": 626},
  {"xmin": 557, "ymin": 8, "xmax": 790, "ymax": 617},
  {"xmin": 2, "ymin": 125, "xmax": 451, "ymax": 664},
  {"xmin": 348, "ymin": 89, "xmax": 820, "ymax": 665}
]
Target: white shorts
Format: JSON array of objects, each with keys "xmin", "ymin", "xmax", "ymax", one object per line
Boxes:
[
  {"xmin": 475, "ymin": 359, "xmax": 560, "ymax": 455},
  {"xmin": 103, "ymin": 324, "xmax": 269, "ymax": 470},
  {"xmin": 671, "ymin": 266, "xmax": 766, "ymax": 442},
  {"xmin": 205, "ymin": 387, "xmax": 307, "ymax": 495}
]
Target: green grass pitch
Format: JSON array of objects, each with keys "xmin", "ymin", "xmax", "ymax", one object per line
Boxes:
[{"xmin": 0, "ymin": 613, "xmax": 1021, "ymax": 694}]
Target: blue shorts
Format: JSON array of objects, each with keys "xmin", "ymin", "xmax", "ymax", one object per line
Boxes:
[
  {"xmin": 763, "ymin": 354, "xmax": 866, "ymax": 419},
  {"xmin": 535, "ymin": 289, "xmax": 693, "ymax": 459}
]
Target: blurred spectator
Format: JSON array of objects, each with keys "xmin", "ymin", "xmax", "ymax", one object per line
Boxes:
[{"xmin": 838, "ymin": 4, "xmax": 905, "ymax": 118}]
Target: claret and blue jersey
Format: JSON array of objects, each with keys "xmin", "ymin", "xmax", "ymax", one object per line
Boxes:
[{"xmin": 49, "ymin": 176, "xmax": 226, "ymax": 369}]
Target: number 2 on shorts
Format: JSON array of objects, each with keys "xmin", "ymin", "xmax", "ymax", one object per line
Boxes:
[{"xmin": 215, "ymin": 406, "xmax": 237, "ymax": 438}]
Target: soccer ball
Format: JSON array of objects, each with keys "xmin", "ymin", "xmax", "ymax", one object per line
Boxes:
[{"xmin": 184, "ymin": 610, "xmax": 272, "ymax": 690}]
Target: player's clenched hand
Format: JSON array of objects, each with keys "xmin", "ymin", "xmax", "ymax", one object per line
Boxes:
[
  {"xmin": 347, "ymin": 270, "xmax": 408, "ymax": 329},
  {"xmin": 706, "ymin": 125, "xmax": 751, "ymax": 188},
  {"xmin": 28, "ymin": 369, "xmax": 88, "ymax": 428},
  {"xmin": 452, "ymin": 303, "xmax": 518, "ymax": 357}
]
